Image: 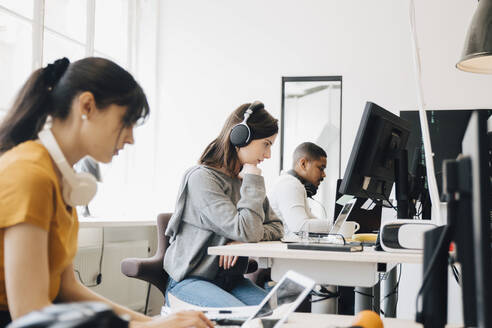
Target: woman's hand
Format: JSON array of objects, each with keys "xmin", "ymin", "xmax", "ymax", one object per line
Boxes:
[
  {"xmin": 219, "ymin": 254, "xmax": 238, "ymax": 270},
  {"xmin": 131, "ymin": 311, "xmax": 214, "ymax": 328},
  {"xmin": 219, "ymin": 241, "xmax": 243, "ymax": 270},
  {"xmin": 238, "ymin": 163, "xmax": 261, "ymax": 178}
]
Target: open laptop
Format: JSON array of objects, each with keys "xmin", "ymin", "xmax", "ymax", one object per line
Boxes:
[
  {"xmin": 329, "ymin": 198, "xmax": 357, "ymax": 235},
  {"xmin": 281, "ymin": 198, "xmax": 357, "ymax": 243},
  {"xmin": 211, "ymin": 270, "xmax": 315, "ymax": 328}
]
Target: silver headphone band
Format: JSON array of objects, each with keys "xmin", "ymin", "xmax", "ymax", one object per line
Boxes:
[
  {"xmin": 242, "ymin": 108, "xmax": 253, "ymax": 123},
  {"xmin": 242, "ymin": 100, "xmax": 262, "ymax": 123}
]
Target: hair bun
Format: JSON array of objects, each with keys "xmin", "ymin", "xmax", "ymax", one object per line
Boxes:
[
  {"xmin": 249, "ymin": 101, "xmax": 264, "ymax": 111},
  {"xmin": 43, "ymin": 57, "xmax": 70, "ymax": 90}
]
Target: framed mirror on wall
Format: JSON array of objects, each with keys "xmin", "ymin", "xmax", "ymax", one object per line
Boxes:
[{"xmin": 280, "ymin": 76, "xmax": 342, "ymax": 220}]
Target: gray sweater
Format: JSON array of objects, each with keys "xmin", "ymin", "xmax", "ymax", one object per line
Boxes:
[{"xmin": 164, "ymin": 165, "xmax": 284, "ymax": 282}]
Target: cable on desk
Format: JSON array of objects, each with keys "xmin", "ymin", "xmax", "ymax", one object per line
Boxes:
[
  {"xmin": 379, "ymin": 264, "xmax": 402, "ymax": 316},
  {"xmin": 310, "ymin": 286, "xmax": 340, "ymax": 303},
  {"xmin": 354, "ymin": 290, "xmax": 374, "ymax": 298},
  {"xmin": 74, "ymin": 227, "xmax": 104, "ymax": 287},
  {"xmin": 447, "ymin": 252, "xmax": 461, "ymax": 284},
  {"xmin": 381, "ymin": 193, "xmax": 398, "ymax": 213},
  {"xmin": 448, "ymin": 256, "xmax": 461, "ymax": 285},
  {"xmin": 451, "ymin": 264, "xmax": 460, "ymax": 284},
  {"xmin": 354, "ymin": 270, "xmax": 386, "ymax": 301}
]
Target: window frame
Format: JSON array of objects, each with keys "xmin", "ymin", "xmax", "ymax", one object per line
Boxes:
[
  {"xmin": 0, "ymin": 0, "xmax": 138, "ymax": 71},
  {"xmin": 0, "ymin": 0, "xmax": 151, "ymax": 217}
]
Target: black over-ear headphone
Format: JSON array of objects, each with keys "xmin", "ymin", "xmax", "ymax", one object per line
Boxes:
[
  {"xmin": 287, "ymin": 170, "xmax": 318, "ymax": 198},
  {"xmin": 230, "ymin": 101, "xmax": 264, "ymax": 147}
]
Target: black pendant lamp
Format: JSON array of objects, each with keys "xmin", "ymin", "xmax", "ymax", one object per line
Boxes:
[{"xmin": 457, "ymin": 0, "xmax": 492, "ymax": 73}]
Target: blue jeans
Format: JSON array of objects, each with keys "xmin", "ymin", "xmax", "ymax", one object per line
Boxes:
[{"xmin": 166, "ymin": 275, "xmax": 267, "ymax": 307}]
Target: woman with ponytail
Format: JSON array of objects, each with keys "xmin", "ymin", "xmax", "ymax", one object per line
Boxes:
[
  {"xmin": 0, "ymin": 58, "xmax": 212, "ymax": 328},
  {"xmin": 164, "ymin": 102, "xmax": 284, "ymax": 307}
]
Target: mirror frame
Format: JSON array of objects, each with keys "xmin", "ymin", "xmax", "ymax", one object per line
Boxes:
[{"xmin": 279, "ymin": 76, "xmax": 343, "ymax": 177}]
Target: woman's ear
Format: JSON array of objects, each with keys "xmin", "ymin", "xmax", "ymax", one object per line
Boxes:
[{"xmin": 77, "ymin": 91, "xmax": 96, "ymax": 119}]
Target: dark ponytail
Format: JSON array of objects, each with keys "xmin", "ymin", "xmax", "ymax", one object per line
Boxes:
[{"xmin": 0, "ymin": 57, "xmax": 149, "ymax": 153}]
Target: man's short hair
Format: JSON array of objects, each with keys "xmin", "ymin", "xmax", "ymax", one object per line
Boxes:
[{"xmin": 292, "ymin": 142, "xmax": 327, "ymax": 168}]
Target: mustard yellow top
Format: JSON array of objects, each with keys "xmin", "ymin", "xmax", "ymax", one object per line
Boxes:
[{"xmin": 0, "ymin": 141, "xmax": 78, "ymax": 311}]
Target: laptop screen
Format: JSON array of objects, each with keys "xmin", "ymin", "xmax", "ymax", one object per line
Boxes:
[
  {"xmin": 330, "ymin": 200, "xmax": 355, "ymax": 234},
  {"xmin": 249, "ymin": 277, "xmax": 306, "ymax": 322},
  {"xmin": 211, "ymin": 271, "xmax": 314, "ymax": 328}
]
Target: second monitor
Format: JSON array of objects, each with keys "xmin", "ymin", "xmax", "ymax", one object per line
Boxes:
[{"xmin": 339, "ymin": 101, "xmax": 412, "ymax": 219}]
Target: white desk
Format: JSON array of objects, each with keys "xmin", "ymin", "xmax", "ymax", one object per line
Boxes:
[
  {"xmin": 282, "ymin": 313, "xmax": 458, "ymax": 327},
  {"xmin": 209, "ymin": 241, "xmax": 423, "ymax": 315},
  {"xmin": 79, "ymin": 217, "xmax": 156, "ymax": 228},
  {"xmin": 208, "ymin": 241, "xmax": 422, "ymax": 287}
]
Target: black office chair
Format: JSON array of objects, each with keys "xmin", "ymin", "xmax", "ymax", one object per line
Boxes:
[
  {"xmin": 120, "ymin": 213, "xmax": 260, "ymax": 312},
  {"xmin": 121, "ymin": 213, "xmax": 171, "ymax": 300}
]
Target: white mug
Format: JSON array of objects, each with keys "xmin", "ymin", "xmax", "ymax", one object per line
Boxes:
[{"xmin": 339, "ymin": 221, "xmax": 360, "ymax": 239}]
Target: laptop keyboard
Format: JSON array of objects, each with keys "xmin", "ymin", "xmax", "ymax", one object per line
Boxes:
[
  {"xmin": 214, "ymin": 318, "xmax": 280, "ymax": 328},
  {"xmin": 213, "ymin": 318, "xmax": 246, "ymax": 327}
]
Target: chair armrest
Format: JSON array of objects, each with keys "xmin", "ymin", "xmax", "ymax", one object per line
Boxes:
[
  {"xmin": 245, "ymin": 258, "xmax": 258, "ymax": 274},
  {"xmin": 121, "ymin": 255, "xmax": 169, "ymax": 296},
  {"xmin": 121, "ymin": 256, "xmax": 162, "ymax": 279}
]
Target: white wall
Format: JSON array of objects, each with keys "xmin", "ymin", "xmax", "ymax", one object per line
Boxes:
[
  {"xmin": 155, "ymin": 0, "xmax": 492, "ymax": 211},
  {"xmin": 155, "ymin": 0, "xmax": 419, "ymax": 211},
  {"xmin": 152, "ymin": 0, "xmax": 491, "ymax": 321}
]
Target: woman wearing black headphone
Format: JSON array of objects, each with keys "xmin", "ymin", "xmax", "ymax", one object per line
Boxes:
[
  {"xmin": 0, "ymin": 58, "xmax": 212, "ymax": 328},
  {"xmin": 164, "ymin": 102, "xmax": 284, "ymax": 307}
]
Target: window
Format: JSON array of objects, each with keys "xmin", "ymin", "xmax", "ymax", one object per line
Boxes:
[
  {"xmin": 0, "ymin": 0, "xmax": 160, "ymax": 220},
  {"xmin": 94, "ymin": 0, "xmax": 128, "ymax": 66},
  {"xmin": 0, "ymin": 0, "xmax": 33, "ymax": 19},
  {"xmin": 0, "ymin": 2, "xmax": 33, "ymax": 115},
  {"xmin": 43, "ymin": 0, "xmax": 87, "ymax": 65}
]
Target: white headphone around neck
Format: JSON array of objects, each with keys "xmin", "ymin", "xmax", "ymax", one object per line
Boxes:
[{"xmin": 38, "ymin": 128, "xmax": 97, "ymax": 207}]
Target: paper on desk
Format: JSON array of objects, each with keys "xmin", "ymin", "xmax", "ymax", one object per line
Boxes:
[
  {"xmin": 280, "ymin": 234, "xmax": 344, "ymax": 245},
  {"xmin": 336, "ymin": 195, "xmax": 354, "ymax": 206},
  {"xmin": 361, "ymin": 199, "xmax": 376, "ymax": 210}
]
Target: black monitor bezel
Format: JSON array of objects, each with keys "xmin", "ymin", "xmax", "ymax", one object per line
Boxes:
[
  {"xmin": 339, "ymin": 102, "xmax": 412, "ymax": 200},
  {"xmin": 459, "ymin": 110, "xmax": 492, "ymax": 327}
]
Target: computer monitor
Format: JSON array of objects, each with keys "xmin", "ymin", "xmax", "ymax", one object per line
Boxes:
[
  {"xmin": 339, "ymin": 102, "xmax": 412, "ymax": 218},
  {"xmin": 401, "ymin": 109, "xmax": 492, "ymax": 197},
  {"xmin": 424, "ymin": 110, "xmax": 492, "ymax": 327},
  {"xmin": 456, "ymin": 110, "xmax": 492, "ymax": 327}
]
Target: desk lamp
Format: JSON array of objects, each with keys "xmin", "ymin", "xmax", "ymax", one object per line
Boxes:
[{"xmin": 457, "ymin": 0, "xmax": 492, "ymax": 73}]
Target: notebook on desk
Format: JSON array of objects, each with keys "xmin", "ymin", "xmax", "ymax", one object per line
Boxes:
[
  {"xmin": 287, "ymin": 243, "xmax": 363, "ymax": 252},
  {"xmin": 280, "ymin": 199, "xmax": 357, "ymax": 244}
]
